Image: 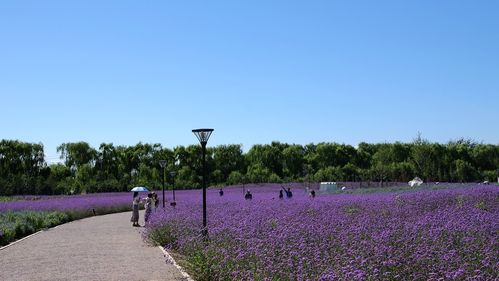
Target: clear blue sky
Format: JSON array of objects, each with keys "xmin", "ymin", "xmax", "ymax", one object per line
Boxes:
[{"xmin": 1, "ymin": 1, "xmax": 498, "ymax": 163}]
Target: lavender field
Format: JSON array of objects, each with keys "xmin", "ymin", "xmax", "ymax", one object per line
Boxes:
[
  {"xmin": 145, "ymin": 184, "xmax": 498, "ymax": 280},
  {"xmin": 0, "ymin": 192, "xmax": 134, "ymax": 246},
  {"xmin": 0, "ymin": 192, "xmax": 133, "ymax": 213}
]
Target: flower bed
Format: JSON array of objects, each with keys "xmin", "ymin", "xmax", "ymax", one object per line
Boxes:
[
  {"xmin": 0, "ymin": 192, "xmax": 134, "ymax": 246},
  {"xmin": 145, "ymin": 185, "xmax": 498, "ymax": 280}
]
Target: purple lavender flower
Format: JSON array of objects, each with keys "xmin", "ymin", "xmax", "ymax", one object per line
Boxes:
[{"xmin": 143, "ymin": 184, "xmax": 499, "ymax": 279}]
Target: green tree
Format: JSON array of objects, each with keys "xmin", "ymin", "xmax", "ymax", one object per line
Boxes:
[
  {"xmin": 342, "ymin": 163, "xmax": 360, "ymax": 181},
  {"xmin": 315, "ymin": 143, "xmax": 339, "ymax": 169},
  {"xmin": 246, "ymin": 142, "xmax": 287, "ymax": 178},
  {"xmin": 96, "ymin": 143, "xmax": 119, "ymax": 182},
  {"xmin": 471, "ymin": 144, "xmax": 499, "ymax": 174},
  {"xmin": 0, "ymin": 140, "xmax": 47, "ymax": 195},
  {"xmin": 212, "ymin": 144, "xmax": 245, "ymax": 184},
  {"xmin": 246, "ymin": 163, "xmax": 271, "ymax": 183},
  {"xmin": 45, "ymin": 164, "xmax": 72, "ymax": 194},
  {"xmin": 313, "ymin": 166, "xmax": 344, "ymax": 182},
  {"xmin": 371, "ymin": 144, "xmax": 392, "ymax": 185},
  {"xmin": 57, "ymin": 142, "xmax": 96, "ymax": 171},
  {"xmin": 227, "ymin": 171, "xmax": 244, "ymax": 185},
  {"xmin": 355, "ymin": 142, "xmax": 376, "ymax": 169},
  {"xmin": 453, "ymin": 159, "xmax": 477, "ymax": 182},
  {"xmin": 75, "ymin": 164, "xmax": 95, "ymax": 194},
  {"xmin": 282, "ymin": 145, "xmax": 305, "ymax": 181},
  {"xmin": 410, "ymin": 134, "xmax": 434, "ymax": 182}
]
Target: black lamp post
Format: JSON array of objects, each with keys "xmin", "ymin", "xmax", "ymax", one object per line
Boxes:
[
  {"xmin": 192, "ymin": 128, "xmax": 214, "ymax": 237},
  {"xmin": 242, "ymin": 175, "xmax": 246, "ymax": 195},
  {"xmin": 170, "ymin": 171, "xmax": 177, "ymax": 206},
  {"xmin": 159, "ymin": 160, "xmax": 167, "ymax": 208}
]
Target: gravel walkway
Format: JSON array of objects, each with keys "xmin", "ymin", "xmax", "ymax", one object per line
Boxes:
[{"xmin": 0, "ymin": 210, "xmax": 186, "ymax": 281}]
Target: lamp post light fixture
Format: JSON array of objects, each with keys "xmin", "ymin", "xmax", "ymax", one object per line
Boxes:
[
  {"xmin": 159, "ymin": 160, "xmax": 167, "ymax": 208},
  {"xmin": 170, "ymin": 171, "xmax": 177, "ymax": 206},
  {"xmin": 192, "ymin": 128, "xmax": 214, "ymax": 237}
]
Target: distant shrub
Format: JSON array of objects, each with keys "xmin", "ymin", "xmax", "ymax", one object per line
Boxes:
[{"xmin": 0, "ymin": 211, "xmax": 69, "ymax": 246}]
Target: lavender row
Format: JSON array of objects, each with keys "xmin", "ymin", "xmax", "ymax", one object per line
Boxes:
[
  {"xmin": 0, "ymin": 192, "xmax": 138, "ymax": 212},
  {"xmin": 0, "ymin": 192, "xmax": 139, "ymax": 246}
]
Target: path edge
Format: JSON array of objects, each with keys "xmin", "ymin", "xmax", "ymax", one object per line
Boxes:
[
  {"xmin": 0, "ymin": 210, "xmax": 136, "ymax": 251},
  {"xmin": 0, "ymin": 214, "xmax": 96, "ymax": 251},
  {"xmin": 158, "ymin": 246, "xmax": 195, "ymax": 281},
  {"xmin": 0, "ymin": 230, "xmax": 43, "ymax": 251}
]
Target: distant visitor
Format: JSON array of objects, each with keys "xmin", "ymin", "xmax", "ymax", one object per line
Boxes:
[{"xmin": 245, "ymin": 190, "xmax": 253, "ymax": 200}]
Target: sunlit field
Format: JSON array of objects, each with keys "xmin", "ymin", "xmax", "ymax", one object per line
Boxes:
[
  {"xmin": 1, "ymin": 183, "xmax": 497, "ymax": 280},
  {"xmin": 145, "ymin": 184, "xmax": 498, "ymax": 280}
]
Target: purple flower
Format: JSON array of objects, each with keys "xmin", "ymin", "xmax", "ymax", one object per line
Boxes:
[{"xmin": 139, "ymin": 184, "xmax": 498, "ymax": 280}]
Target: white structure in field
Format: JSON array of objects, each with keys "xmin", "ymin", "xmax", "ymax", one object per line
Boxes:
[
  {"xmin": 319, "ymin": 182, "xmax": 338, "ymax": 193},
  {"xmin": 408, "ymin": 177, "xmax": 424, "ymax": 187}
]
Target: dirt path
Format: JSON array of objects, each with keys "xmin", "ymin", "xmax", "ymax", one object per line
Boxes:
[{"xmin": 0, "ymin": 211, "xmax": 186, "ymax": 281}]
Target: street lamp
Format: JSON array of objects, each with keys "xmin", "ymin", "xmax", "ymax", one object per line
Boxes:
[
  {"xmin": 159, "ymin": 160, "xmax": 167, "ymax": 208},
  {"xmin": 242, "ymin": 175, "xmax": 246, "ymax": 195},
  {"xmin": 192, "ymin": 128, "xmax": 214, "ymax": 237},
  {"xmin": 170, "ymin": 171, "xmax": 177, "ymax": 206}
]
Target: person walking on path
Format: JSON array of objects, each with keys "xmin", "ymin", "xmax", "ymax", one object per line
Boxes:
[
  {"xmin": 131, "ymin": 192, "xmax": 141, "ymax": 227},
  {"xmin": 144, "ymin": 193, "xmax": 153, "ymax": 223}
]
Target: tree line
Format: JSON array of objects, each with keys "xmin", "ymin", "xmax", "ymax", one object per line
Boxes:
[{"xmin": 0, "ymin": 137, "xmax": 498, "ymax": 195}]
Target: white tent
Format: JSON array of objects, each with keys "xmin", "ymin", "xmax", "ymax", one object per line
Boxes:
[
  {"xmin": 408, "ymin": 177, "xmax": 423, "ymax": 187},
  {"xmin": 319, "ymin": 182, "xmax": 338, "ymax": 193}
]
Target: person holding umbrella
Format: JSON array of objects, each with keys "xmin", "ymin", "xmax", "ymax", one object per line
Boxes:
[
  {"xmin": 130, "ymin": 191, "xmax": 141, "ymax": 227},
  {"xmin": 130, "ymin": 186, "xmax": 149, "ymax": 227}
]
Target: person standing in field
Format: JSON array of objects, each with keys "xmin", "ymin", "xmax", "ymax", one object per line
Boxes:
[
  {"xmin": 245, "ymin": 190, "xmax": 253, "ymax": 200},
  {"xmin": 152, "ymin": 192, "xmax": 159, "ymax": 210},
  {"xmin": 131, "ymin": 192, "xmax": 140, "ymax": 227},
  {"xmin": 144, "ymin": 193, "xmax": 153, "ymax": 223},
  {"xmin": 281, "ymin": 186, "xmax": 293, "ymax": 198}
]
